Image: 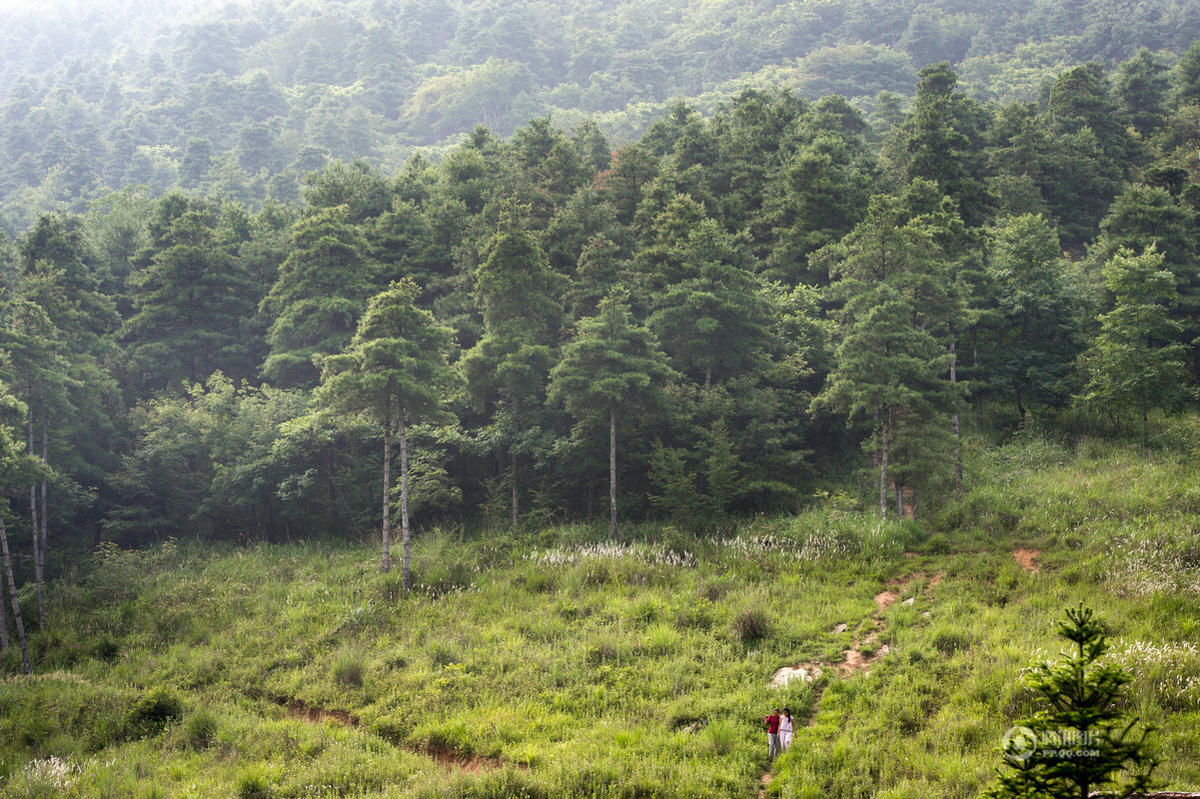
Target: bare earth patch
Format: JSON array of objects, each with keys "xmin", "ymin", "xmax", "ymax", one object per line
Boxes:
[
  {"xmin": 873, "ymin": 590, "xmax": 900, "ymax": 611},
  {"xmin": 1013, "ymin": 548, "xmax": 1040, "ymax": 573}
]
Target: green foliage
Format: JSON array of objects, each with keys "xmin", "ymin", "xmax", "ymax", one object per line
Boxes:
[
  {"xmin": 1077, "ymin": 247, "xmax": 1189, "ymax": 444},
  {"xmin": 127, "ymin": 689, "xmax": 182, "ymax": 738},
  {"xmin": 988, "ymin": 605, "xmax": 1158, "ymax": 799}
]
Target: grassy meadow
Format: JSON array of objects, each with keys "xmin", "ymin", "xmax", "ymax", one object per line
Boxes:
[{"xmin": 2, "ymin": 434, "xmax": 1199, "ymax": 798}]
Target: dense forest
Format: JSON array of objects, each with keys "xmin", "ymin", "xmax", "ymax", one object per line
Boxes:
[
  {"xmin": 4, "ymin": 25, "xmax": 1200, "ymax": 601},
  {"xmin": 4, "ymin": 0, "xmax": 1200, "ymax": 228}
]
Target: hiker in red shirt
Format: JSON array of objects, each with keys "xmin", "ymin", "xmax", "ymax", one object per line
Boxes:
[{"xmin": 764, "ymin": 708, "xmax": 782, "ymax": 759}]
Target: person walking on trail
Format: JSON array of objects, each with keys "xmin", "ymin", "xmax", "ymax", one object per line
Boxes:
[
  {"xmin": 779, "ymin": 707, "xmax": 793, "ymax": 751},
  {"xmin": 764, "ymin": 708, "xmax": 782, "ymax": 759}
]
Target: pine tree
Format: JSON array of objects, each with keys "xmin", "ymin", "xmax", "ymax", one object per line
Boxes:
[
  {"xmin": 262, "ymin": 206, "xmax": 374, "ymax": 388},
  {"xmin": 988, "ymin": 605, "xmax": 1157, "ymax": 799},
  {"xmin": 1078, "ymin": 247, "xmax": 1188, "ymax": 446},
  {"xmin": 461, "ymin": 213, "xmax": 562, "ymax": 526},
  {"xmin": 548, "ymin": 289, "xmax": 677, "ymax": 536},
  {"xmin": 316, "ymin": 279, "xmax": 458, "ymax": 586},
  {"xmin": 124, "ymin": 200, "xmax": 259, "ymax": 393}
]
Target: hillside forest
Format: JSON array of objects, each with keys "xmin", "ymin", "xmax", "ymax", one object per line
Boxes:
[
  {"xmin": 1, "ymin": 1, "xmax": 1200, "ymax": 797},
  {"xmin": 2, "ymin": 34, "xmax": 1200, "ymax": 580}
]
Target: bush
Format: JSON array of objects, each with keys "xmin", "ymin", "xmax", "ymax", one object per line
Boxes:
[
  {"xmin": 332, "ymin": 646, "xmax": 366, "ymax": 688},
  {"xmin": 93, "ymin": 636, "xmax": 120, "ymax": 662},
  {"xmin": 731, "ymin": 609, "xmax": 770, "ymax": 643},
  {"xmin": 183, "ymin": 708, "xmax": 218, "ymax": 749},
  {"xmin": 127, "ymin": 688, "xmax": 182, "ymax": 737}
]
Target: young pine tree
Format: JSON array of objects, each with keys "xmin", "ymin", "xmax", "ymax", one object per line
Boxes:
[
  {"xmin": 989, "ymin": 605, "xmax": 1157, "ymax": 799},
  {"xmin": 316, "ymin": 279, "xmax": 458, "ymax": 588}
]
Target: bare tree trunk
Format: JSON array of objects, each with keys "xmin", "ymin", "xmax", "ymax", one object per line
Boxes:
[
  {"xmin": 0, "ymin": 516, "xmax": 30, "ymax": 674},
  {"xmin": 911, "ymin": 486, "xmax": 919, "ymax": 520},
  {"xmin": 896, "ymin": 482, "xmax": 904, "ymax": 518},
  {"xmin": 399, "ymin": 409, "xmax": 412, "ymax": 591},
  {"xmin": 950, "ymin": 338, "xmax": 962, "ymax": 498},
  {"xmin": 879, "ymin": 409, "xmax": 889, "ymax": 520},
  {"xmin": 704, "ymin": 366, "xmax": 712, "ymax": 388},
  {"xmin": 511, "ymin": 400, "xmax": 519, "ymax": 528},
  {"xmin": 28, "ymin": 413, "xmax": 42, "ymax": 628},
  {"xmin": 609, "ymin": 401, "xmax": 617, "ymax": 538},
  {"xmin": 381, "ymin": 413, "xmax": 392, "ymax": 573},
  {"xmin": 40, "ymin": 415, "xmax": 48, "ymax": 563},
  {"xmin": 0, "ymin": 555, "xmax": 6, "ymax": 651}
]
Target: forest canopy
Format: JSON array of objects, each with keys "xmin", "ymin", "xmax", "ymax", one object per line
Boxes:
[{"xmin": 3, "ymin": 0, "xmax": 1200, "ymax": 227}]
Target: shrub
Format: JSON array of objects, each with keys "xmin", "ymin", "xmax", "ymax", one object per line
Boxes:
[
  {"xmin": 644, "ymin": 622, "xmax": 681, "ymax": 656},
  {"xmin": 183, "ymin": 708, "xmax": 218, "ymax": 749},
  {"xmin": 332, "ymin": 646, "xmax": 366, "ymax": 688},
  {"xmin": 127, "ymin": 688, "xmax": 182, "ymax": 737},
  {"xmin": 731, "ymin": 609, "xmax": 770, "ymax": 643},
  {"xmin": 93, "ymin": 636, "xmax": 120, "ymax": 662}
]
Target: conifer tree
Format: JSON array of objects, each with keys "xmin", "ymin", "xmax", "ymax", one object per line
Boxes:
[
  {"xmin": 316, "ymin": 279, "xmax": 457, "ymax": 587},
  {"xmin": 989, "ymin": 605, "xmax": 1157, "ymax": 799},
  {"xmin": 263, "ymin": 206, "xmax": 374, "ymax": 388},
  {"xmin": 462, "ymin": 213, "xmax": 562, "ymax": 526},
  {"xmin": 549, "ymin": 289, "xmax": 677, "ymax": 536},
  {"xmin": 1078, "ymin": 247, "xmax": 1188, "ymax": 446}
]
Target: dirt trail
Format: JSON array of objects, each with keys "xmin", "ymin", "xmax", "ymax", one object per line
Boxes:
[
  {"xmin": 760, "ymin": 571, "xmax": 943, "ymax": 795},
  {"xmin": 1012, "ymin": 548, "xmax": 1039, "ymax": 573},
  {"xmin": 278, "ymin": 697, "xmax": 514, "ymax": 772}
]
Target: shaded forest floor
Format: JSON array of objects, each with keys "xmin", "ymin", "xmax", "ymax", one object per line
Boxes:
[{"xmin": 2, "ymin": 435, "xmax": 1200, "ymax": 798}]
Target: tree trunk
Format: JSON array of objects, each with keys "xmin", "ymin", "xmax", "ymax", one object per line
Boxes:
[
  {"xmin": 381, "ymin": 413, "xmax": 392, "ymax": 573},
  {"xmin": 28, "ymin": 413, "xmax": 42, "ymax": 628},
  {"xmin": 399, "ymin": 409, "xmax": 412, "ymax": 591},
  {"xmin": 609, "ymin": 401, "xmax": 617, "ymax": 538},
  {"xmin": 950, "ymin": 338, "xmax": 962, "ymax": 498},
  {"xmin": 0, "ymin": 555, "xmax": 6, "ymax": 651},
  {"xmin": 879, "ymin": 409, "xmax": 890, "ymax": 520},
  {"xmin": 511, "ymin": 400, "xmax": 519, "ymax": 528},
  {"xmin": 911, "ymin": 486, "xmax": 919, "ymax": 520},
  {"xmin": 40, "ymin": 415, "xmax": 48, "ymax": 563},
  {"xmin": 896, "ymin": 482, "xmax": 904, "ymax": 518},
  {"xmin": 704, "ymin": 365, "xmax": 712, "ymax": 388},
  {"xmin": 0, "ymin": 515, "xmax": 30, "ymax": 674}
]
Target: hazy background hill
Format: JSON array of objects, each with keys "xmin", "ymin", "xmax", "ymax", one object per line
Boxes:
[{"xmin": 3, "ymin": 0, "xmax": 1200, "ymax": 228}]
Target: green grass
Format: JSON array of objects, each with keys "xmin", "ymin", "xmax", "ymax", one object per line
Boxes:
[{"xmin": 1, "ymin": 436, "xmax": 1198, "ymax": 798}]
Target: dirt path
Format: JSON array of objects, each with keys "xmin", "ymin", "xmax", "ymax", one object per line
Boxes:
[
  {"xmin": 760, "ymin": 571, "xmax": 942, "ymax": 795},
  {"xmin": 1012, "ymin": 548, "xmax": 1039, "ymax": 573},
  {"xmin": 277, "ymin": 696, "xmax": 515, "ymax": 772}
]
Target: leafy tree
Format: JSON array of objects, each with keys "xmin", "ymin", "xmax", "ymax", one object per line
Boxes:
[
  {"xmin": 548, "ymin": 289, "xmax": 677, "ymax": 536},
  {"xmin": 636, "ymin": 195, "xmax": 772, "ymax": 385},
  {"xmin": 1078, "ymin": 247, "xmax": 1188, "ymax": 446},
  {"xmin": 988, "ymin": 605, "xmax": 1157, "ymax": 799},
  {"xmin": 316, "ymin": 279, "xmax": 458, "ymax": 586}
]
